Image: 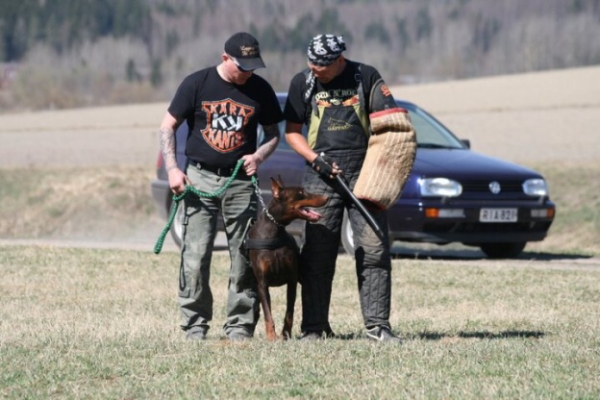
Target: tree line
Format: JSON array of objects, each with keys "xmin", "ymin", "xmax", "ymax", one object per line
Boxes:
[{"xmin": 1, "ymin": 0, "xmax": 599, "ymax": 111}]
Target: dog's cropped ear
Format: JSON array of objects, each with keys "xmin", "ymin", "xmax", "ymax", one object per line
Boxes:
[
  {"xmin": 276, "ymin": 175, "xmax": 285, "ymax": 187},
  {"xmin": 270, "ymin": 177, "xmax": 282, "ymax": 200}
]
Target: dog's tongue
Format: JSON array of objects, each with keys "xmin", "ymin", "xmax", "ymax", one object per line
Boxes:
[{"xmin": 302, "ymin": 208, "xmax": 322, "ymax": 221}]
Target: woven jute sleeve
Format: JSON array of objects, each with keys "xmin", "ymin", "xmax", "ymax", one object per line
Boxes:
[{"xmin": 353, "ymin": 108, "xmax": 417, "ymax": 210}]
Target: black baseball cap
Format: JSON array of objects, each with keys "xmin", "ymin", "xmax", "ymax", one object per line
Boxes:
[{"xmin": 224, "ymin": 32, "xmax": 266, "ymax": 71}]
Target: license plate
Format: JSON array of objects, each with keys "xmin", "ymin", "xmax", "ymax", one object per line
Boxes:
[{"xmin": 479, "ymin": 208, "xmax": 518, "ymax": 222}]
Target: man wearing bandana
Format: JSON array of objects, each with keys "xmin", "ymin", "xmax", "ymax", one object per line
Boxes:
[{"xmin": 284, "ymin": 34, "xmax": 411, "ymax": 343}]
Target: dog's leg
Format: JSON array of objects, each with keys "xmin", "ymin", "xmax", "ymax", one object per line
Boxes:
[
  {"xmin": 281, "ymin": 278, "xmax": 296, "ymax": 340},
  {"xmin": 257, "ymin": 278, "xmax": 277, "ymax": 341}
]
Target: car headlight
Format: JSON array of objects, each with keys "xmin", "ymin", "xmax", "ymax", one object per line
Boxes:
[
  {"xmin": 523, "ymin": 179, "xmax": 549, "ymax": 196},
  {"xmin": 419, "ymin": 178, "xmax": 463, "ymax": 197}
]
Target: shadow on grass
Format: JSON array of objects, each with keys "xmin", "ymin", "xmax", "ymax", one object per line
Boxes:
[
  {"xmin": 295, "ymin": 330, "xmax": 546, "ymax": 341},
  {"xmin": 390, "ymin": 247, "xmax": 594, "ymax": 262},
  {"xmin": 416, "ymin": 330, "xmax": 546, "ymax": 340}
]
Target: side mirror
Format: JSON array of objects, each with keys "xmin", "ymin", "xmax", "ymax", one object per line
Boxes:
[{"xmin": 461, "ymin": 139, "xmax": 471, "ymax": 149}]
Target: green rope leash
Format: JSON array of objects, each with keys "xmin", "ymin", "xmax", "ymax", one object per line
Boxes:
[{"xmin": 153, "ymin": 159, "xmax": 256, "ymax": 254}]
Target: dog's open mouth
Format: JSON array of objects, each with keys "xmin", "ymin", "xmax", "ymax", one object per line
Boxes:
[{"xmin": 298, "ymin": 208, "xmax": 322, "ymax": 222}]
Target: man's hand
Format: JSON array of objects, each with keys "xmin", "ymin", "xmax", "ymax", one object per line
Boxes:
[
  {"xmin": 244, "ymin": 123, "xmax": 280, "ymax": 176},
  {"xmin": 311, "ymin": 154, "xmax": 341, "ymax": 179},
  {"xmin": 241, "ymin": 154, "xmax": 260, "ymax": 176},
  {"xmin": 168, "ymin": 167, "xmax": 190, "ymax": 195}
]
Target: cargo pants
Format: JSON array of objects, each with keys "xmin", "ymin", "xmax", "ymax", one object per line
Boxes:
[{"xmin": 178, "ymin": 164, "xmax": 259, "ymax": 337}]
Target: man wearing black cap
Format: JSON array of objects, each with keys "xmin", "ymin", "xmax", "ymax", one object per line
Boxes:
[
  {"xmin": 159, "ymin": 32, "xmax": 283, "ymax": 341},
  {"xmin": 284, "ymin": 34, "xmax": 413, "ymax": 343}
]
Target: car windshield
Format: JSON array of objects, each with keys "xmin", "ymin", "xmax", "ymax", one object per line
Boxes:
[
  {"xmin": 259, "ymin": 98, "xmax": 465, "ymax": 151},
  {"xmin": 398, "ymin": 102, "xmax": 465, "ymax": 149}
]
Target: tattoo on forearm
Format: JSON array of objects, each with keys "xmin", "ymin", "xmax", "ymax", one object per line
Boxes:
[
  {"xmin": 255, "ymin": 124, "xmax": 280, "ymax": 162},
  {"xmin": 159, "ymin": 127, "xmax": 177, "ymax": 171}
]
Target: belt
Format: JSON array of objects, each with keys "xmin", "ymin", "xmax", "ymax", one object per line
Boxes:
[{"xmin": 192, "ymin": 161, "xmax": 236, "ymax": 177}]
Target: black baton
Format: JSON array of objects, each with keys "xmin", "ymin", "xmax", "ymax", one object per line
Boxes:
[{"xmin": 334, "ymin": 174, "xmax": 384, "ymax": 237}]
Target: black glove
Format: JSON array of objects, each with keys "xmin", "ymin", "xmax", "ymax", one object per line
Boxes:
[{"xmin": 311, "ymin": 154, "xmax": 335, "ymax": 179}]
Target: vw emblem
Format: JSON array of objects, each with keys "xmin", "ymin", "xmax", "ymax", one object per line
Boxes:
[{"xmin": 489, "ymin": 181, "xmax": 501, "ymax": 194}]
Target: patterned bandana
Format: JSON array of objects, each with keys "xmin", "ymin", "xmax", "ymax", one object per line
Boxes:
[{"xmin": 307, "ymin": 34, "xmax": 346, "ymax": 66}]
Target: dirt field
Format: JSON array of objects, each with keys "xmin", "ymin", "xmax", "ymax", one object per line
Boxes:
[
  {"xmin": 1, "ymin": 66, "xmax": 599, "ymax": 258},
  {"xmin": 1, "ymin": 65, "xmax": 599, "ymax": 169},
  {"xmin": 394, "ymin": 65, "xmax": 600, "ymax": 165}
]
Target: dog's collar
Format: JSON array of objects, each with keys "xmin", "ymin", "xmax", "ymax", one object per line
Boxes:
[
  {"xmin": 263, "ymin": 208, "xmax": 285, "ymax": 227},
  {"xmin": 244, "ymin": 233, "xmax": 297, "ymax": 251}
]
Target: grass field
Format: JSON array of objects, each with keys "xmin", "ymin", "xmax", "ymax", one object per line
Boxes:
[
  {"xmin": 2, "ymin": 66, "xmax": 599, "ymax": 398},
  {"xmin": 1, "ymin": 141, "xmax": 599, "ymax": 399},
  {"xmin": 1, "ymin": 245, "xmax": 599, "ymax": 399}
]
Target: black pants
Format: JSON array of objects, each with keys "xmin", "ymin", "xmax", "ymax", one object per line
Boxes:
[{"xmin": 300, "ymin": 149, "xmax": 393, "ymax": 334}]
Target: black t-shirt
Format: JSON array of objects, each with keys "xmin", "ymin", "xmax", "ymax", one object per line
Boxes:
[
  {"xmin": 283, "ymin": 60, "xmax": 381, "ymax": 124},
  {"xmin": 283, "ymin": 60, "xmax": 389, "ymax": 152},
  {"xmin": 168, "ymin": 67, "xmax": 283, "ymax": 168}
]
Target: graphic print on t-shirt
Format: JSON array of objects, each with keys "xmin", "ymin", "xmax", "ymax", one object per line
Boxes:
[
  {"xmin": 314, "ymin": 88, "xmax": 359, "ymax": 108},
  {"xmin": 201, "ymin": 99, "xmax": 255, "ymax": 153},
  {"xmin": 313, "ymin": 88, "xmax": 361, "ymax": 133}
]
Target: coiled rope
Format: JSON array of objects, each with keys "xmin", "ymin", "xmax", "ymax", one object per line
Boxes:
[{"xmin": 153, "ymin": 159, "xmax": 258, "ymax": 254}]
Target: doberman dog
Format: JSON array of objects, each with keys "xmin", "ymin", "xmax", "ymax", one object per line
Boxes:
[{"xmin": 245, "ymin": 177, "xmax": 327, "ymax": 341}]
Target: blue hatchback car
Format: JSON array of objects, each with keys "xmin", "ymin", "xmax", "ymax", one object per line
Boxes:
[{"xmin": 151, "ymin": 95, "xmax": 555, "ymax": 258}]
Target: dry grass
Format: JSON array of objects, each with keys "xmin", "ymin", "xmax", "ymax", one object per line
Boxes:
[
  {"xmin": 0, "ymin": 167, "xmax": 159, "ymax": 241},
  {"xmin": 1, "ymin": 161, "xmax": 598, "ymax": 256},
  {"xmin": 527, "ymin": 162, "xmax": 600, "ymax": 255},
  {"xmin": 1, "ymin": 65, "xmax": 599, "ymax": 398},
  {"xmin": 1, "ymin": 246, "xmax": 599, "ymax": 399}
]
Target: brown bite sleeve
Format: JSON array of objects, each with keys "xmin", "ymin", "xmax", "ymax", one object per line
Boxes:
[{"xmin": 354, "ymin": 108, "xmax": 417, "ymax": 210}]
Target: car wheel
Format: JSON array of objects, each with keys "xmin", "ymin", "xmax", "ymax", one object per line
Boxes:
[
  {"xmin": 169, "ymin": 200, "xmax": 184, "ymax": 249},
  {"xmin": 341, "ymin": 212, "xmax": 355, "ymax": 256},
  {"xmin": 479, "ymin": 242, "xmax": 526, "ymax": 259},
  {"xmin": 341, "ymin": 212, "xmax": 394, "ymax": 257}
]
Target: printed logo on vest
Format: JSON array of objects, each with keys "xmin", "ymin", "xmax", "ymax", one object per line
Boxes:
[
  {"xmin": 202, "ymin": 99, "xmax": 255, "ymax": 153},
  {"xmin": 326, "ymin": 117, "xmax": 352, "ymax": 131}
]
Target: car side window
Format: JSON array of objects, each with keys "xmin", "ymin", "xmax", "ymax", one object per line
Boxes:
[{"xmin": 408, "ymin": 109, "xmax": 464, "ymax": 148}]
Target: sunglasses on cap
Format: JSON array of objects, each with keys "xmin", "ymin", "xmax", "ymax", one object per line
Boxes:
[{"xmin": 228, "ymin": 55, "xmax": 252, "ymax": 72}]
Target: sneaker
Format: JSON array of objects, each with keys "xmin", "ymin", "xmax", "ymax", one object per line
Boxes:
[
  {"xmin": 366, "ymin": 326, "xmax": 403, "ymax": 344},
  {"xmin": 227, "ymin": 330, "xmax": 251, "ymax": 342},
  {"xmin": 299, "ymin": 331, "xmax": 323, "ymax": 341},
  {"xmin": 299, "ymin": 330, "xmax": 336, "ymax": 341},
  {"xmin": 185, "ymin": 327, "xmax": 207, "ymax": 340}
]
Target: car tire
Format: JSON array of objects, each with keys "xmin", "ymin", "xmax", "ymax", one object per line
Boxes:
[
  {"xmin": 479, "ymin": 242, "xmax": 526, "ymax": 259},
  {"xmin": 169, "ymin": 200, "xmax": 184, "ymax": 249},
  {"xmin": 341, "ymin": 211, "xmax": 394, "ymax": 257},
  {"xmin": 341, "ymin": 212, "xmax": 355, "ymax": 256}
]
